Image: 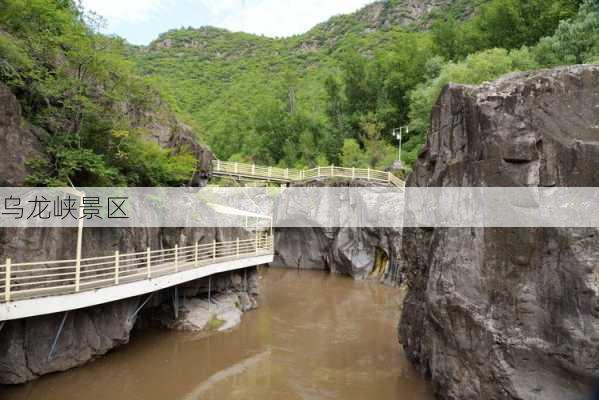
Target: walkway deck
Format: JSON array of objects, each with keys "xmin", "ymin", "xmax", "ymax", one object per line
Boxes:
[
  {"xmin": 211, "ymin": 160, "xmax": 404, "ymax": 187},
  {"xmin": 0, "ymin": 235, "xmax": 273, "ymax": 321}
]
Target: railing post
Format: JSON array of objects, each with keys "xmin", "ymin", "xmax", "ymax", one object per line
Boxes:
[
  {"xmin": 174, "ymin": 244, "xmax": 178, "ymax": 272},
  {"xmin": 212, "ymin": 240, "xmax": 216, "ymax": 260},
  {"xmin": 74, "ymin": 264, "xmax": 81, "ymax": 293},
  {"xmin": 216, "ymin": 159, "xmax": 221, "ymax": 171},
  {"xmin": 194, "ymin": 241, "xmax": 199, "ymax": 267},
  {"xmin": 252, "ymin": 164, "xmax": 256, "ymax": 175},
  {"xmin": 256, "ymin": 230, "xmax": 259, "ymax": 253},
  {"xmin": 234, "ymin": 162, "xmax": 238, "ymax": 173},
  {"xmin": 75, "ymin": 251, "xmax": 81, "ymax": 293},
  {"xmin": 114, "ymin": 251, "xmax": 120, "ymax": 285},
  {"xmin": 285, "ymin": 168, "xmax": 289, "ymax": 179},
  {"xmin": 388, "ymin": 171, "xmax": 391, "ymax": 183},
  {"xmin": 5, "ymin": 258, "xmax": 11, "ymax": 302},
  {"xmin": 147, "ymin": 247, "xmax": 151, "ymax": 278},
  {"xmin": 268, "ymin": 166, "xmax": 272, "ymax": 177},
  {"xmin": 330, "ymin": 165, "xmax": 334, "ymax": 177},
  {"xmin": 317, "ymin": 166, "xmax": 321, "ymax": 176},
  {"xmin": 367, "ymin": 167, "xmax": 371, "ymax": 180},
  {"xmin": 236, "ymin": 238, "xmax": 240, "ymax": 258},
  {"xmin": 352, "ymin": 167, "xmax": 355, "ymax": 179}
]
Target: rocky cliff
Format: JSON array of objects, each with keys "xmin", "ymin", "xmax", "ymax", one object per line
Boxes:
[
  {"xmin": 271, "ymin": 181, "xmax": 403, "ymax": 281},
  {"xmin": 273, "ymin": 227, "xmax": 402, "ymax": 280},
  {"xmin": 399, "ymin": 65, "xmax": 599, "ymax": 399},
  {"xmin": 0, "ymin": 83, "xmax": 47, "ymax": 186}
]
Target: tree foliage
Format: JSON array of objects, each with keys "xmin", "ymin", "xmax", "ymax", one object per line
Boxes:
[
  {"xmin": 0, "ymin": 0, "xmax": 196, "ymax": 186},
  {"xmin": 133, "ymin": 0, "xmax": 590, "ymax": 169},
  {"xmin": 2, "ymin": 0, "xmax": 594, "ymax": 177}
]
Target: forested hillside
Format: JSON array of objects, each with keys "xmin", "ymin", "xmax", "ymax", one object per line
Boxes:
[
  {"xmin": 1, "ymin": 0, "xmax": 597, "ymax": 184},
  {"xmin": 0, "ymin": 0, "xmax": 201, "ymax": 186},
  {"xmin": 132, "ymin": 0, "xmax": 595, "ymax": 170}
]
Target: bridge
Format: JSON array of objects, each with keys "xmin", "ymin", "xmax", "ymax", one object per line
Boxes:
[{"xmin": 211, "ymin": 160, "xmax": 405, "ymax": 187}]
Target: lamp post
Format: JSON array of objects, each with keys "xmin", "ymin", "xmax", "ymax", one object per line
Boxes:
[
  {"xmin": 65, "ymin": 179, "xmax": 85, "ymax": 292},
  {"xmin": 392, "ymin": 126, "xmax": 409, "ymax": 167}
]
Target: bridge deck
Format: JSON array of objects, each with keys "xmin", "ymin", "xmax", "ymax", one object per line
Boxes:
[{"xmin": 211, "ymin": 160, "xmax": 404, "ymax": 187}]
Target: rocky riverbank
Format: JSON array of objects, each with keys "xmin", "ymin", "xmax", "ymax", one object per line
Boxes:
[
  {"xmin": 0, "ymin": 268, "xmax": 261, "ymax": 384},
  {"xmin": 399, "ymin": 65, "xmax": 599, "ymax": 399},
  {"xmin": 140, "ymin": 268, "xmax": 261, "ymax": 333}
]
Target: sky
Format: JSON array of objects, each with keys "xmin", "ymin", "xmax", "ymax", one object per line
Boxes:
[{"xmin": 80, "ymin": 0, "xmax": 375, "ymax": 45}]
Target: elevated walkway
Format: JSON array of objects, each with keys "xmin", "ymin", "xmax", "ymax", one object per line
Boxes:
[
  {"xmin": 0, "ymin": 235, "xmax": 273, "ymax": 321},
  {"xmin": 211, "ymin": 160, "xmax": 404, "ymax": 187}
]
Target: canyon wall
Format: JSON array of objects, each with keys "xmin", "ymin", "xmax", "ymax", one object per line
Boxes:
[
  {"xmin": 272, "ymin": 226, "xmax": 401, "ymax": 280},
  {"xmin": 270, "ymin": 181, "xmax": 403, "ymax": 281},
  {"xmin": 399, "ymin": 65, "xmax": 599, "ymax": 399}
]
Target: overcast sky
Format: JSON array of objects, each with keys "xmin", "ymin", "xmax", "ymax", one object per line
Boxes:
[{"xmin": 81, "ymin": 0, "xmax": 375, "ymax": 45}]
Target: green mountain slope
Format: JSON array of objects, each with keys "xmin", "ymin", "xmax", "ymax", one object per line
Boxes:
[
  {"xmin": 132, "ymin": 0, "xmax": 588, "ymax": 169},
  {"xmin": 0, "ymin": 0, "xmax": 592, "ymax": 183},
  {"xmin": 0, "ymin": 0, "xmax": 204, "ymax": 186},
  {"xmin": 132, "ymin": 0, "xmax": 481, "ymax": 168}
]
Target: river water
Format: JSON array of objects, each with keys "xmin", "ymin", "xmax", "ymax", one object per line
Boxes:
[{"xmin": 0, "ymin": 268, "xmax": 432, "ymax": 400}]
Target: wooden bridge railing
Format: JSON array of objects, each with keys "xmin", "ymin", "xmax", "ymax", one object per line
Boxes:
[
  {"xmin": 211, "ymin": 160, "xmax": 404, "ymax": 187},
  {"xmin": 0, "ymin": 233, "xmax": 273, "ymax": 303}
]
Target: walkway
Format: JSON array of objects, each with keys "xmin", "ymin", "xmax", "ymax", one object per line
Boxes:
[
  {"xmin": 0, "ymin": 233, "xmax": 273, "ymax": 321},
  {"xmin": 211, "ymin": 160, "xmax": 405, "ymax": 187}
]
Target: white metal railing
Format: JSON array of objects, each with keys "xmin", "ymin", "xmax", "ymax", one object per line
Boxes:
[
  {"xmin": 211, "ymin": 160, "xmax": 404, "ymax": 187},
  {"xmin": 0, "ymin": 233, "xmax": 273, "ymax": 303}
]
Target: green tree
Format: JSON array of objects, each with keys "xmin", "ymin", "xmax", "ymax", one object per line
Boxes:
[
  {"xmin": 533, "ymin": 0, "xmax": 599, "ymax": 65},
  {"xmin": 340, "ymin": 138, "xmax": 368, "ymax": 168}
]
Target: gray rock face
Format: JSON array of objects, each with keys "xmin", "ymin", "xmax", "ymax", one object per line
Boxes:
[
  {"xmin": 0, "ymin": 83, "xmax": 47, "ymax": 186},
  {"xmin": 273, "ymin": 226, "xmax": 402, "ymax": 280},
  {"xmin": 271, "ymin": 181, "xmax": 403, "ymax": 280},
  {"xmin": 399, "ymin": 65, "xmax": 599, "ymax": 399},
  {"xmin": 0, "ymin": 299, "xmax": 139, "ymax": 384}
]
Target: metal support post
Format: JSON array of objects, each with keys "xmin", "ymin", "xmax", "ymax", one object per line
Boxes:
[
  {"xmin": 48, "ymin": 312, "xmax": 69, "ymax": 361},
  {"xmin": 127, "ymin": 293, "xmax": 154, "ymax": 323}
]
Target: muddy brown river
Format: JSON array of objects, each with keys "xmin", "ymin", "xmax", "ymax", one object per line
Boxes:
[{"xmin": 0, "ymin": 268, "xmax": 432, "ymax": 400}]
